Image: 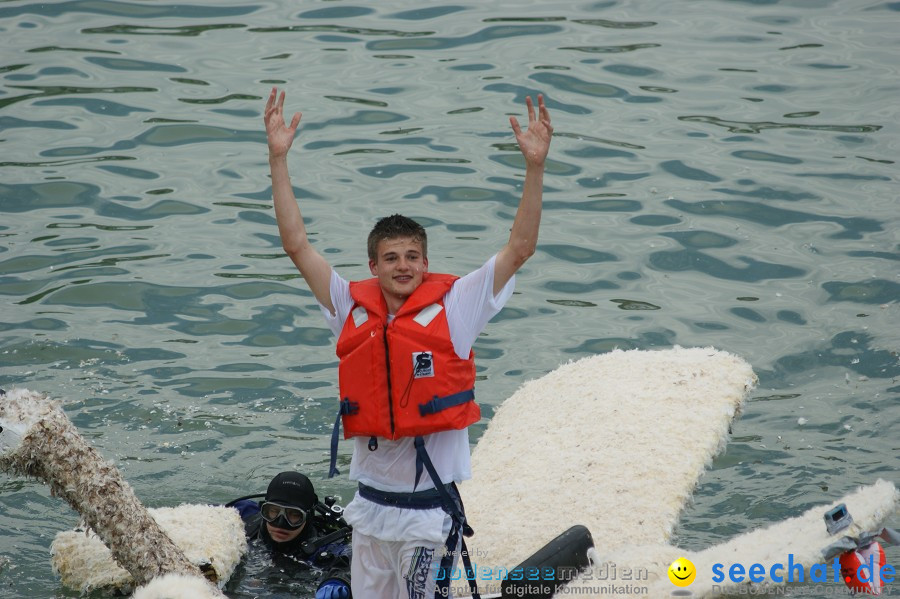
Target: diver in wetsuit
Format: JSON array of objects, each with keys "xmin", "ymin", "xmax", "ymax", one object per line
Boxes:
[{"xmin": 230, "ymin": 471, "xmax": 352, "ymax": 599}]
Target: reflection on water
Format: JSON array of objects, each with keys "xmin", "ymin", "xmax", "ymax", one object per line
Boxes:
[{"xmin": 1, "ymin": 1, "xmax": 898, "ymax": 597}]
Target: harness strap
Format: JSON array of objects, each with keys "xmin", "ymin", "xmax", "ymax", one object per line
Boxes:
[
  {"xmin": 413, "ymin": 436, "xmax": 481, "ymax": 599},
  {"xmin": 458, "ymin": 538, "xmax": 479, "ymax": 598},
  {"xmin": 358, "ymin": 482, "xmax": 448, "ymax": 510},
  {"xmin": 328, "ymin": 399, "xmax": 358, "ymax": 478},
  {"xmin": 436, "ymin": 516, "xmax": 463, "ymax": 596},
  {"xmin": 418, "ymin": 389, "xmax": 475, "ymax": 416}
]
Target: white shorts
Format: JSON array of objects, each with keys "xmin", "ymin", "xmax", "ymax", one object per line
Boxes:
[{"xmin": 350, "ymin": 527, "xmax": 462, "ymax": 599}]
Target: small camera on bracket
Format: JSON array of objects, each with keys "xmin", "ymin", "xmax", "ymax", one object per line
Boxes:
[{"xmin": 824, "ymin": 503, "xmax": 853, "ymax": 535}]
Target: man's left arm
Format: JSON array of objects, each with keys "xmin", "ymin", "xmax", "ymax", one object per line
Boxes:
[{"xmin": 494, "ymin": 94, "xmax": 553, "ymax": 296}]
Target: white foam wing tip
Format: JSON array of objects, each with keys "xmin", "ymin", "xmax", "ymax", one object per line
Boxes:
[
  {"xmin": 131, "ymin": 573, "xmax": 223, "ymax": 599},
  {"xmin": 51, "ymin": 504, "xmax": 247, "ymax": 593}
]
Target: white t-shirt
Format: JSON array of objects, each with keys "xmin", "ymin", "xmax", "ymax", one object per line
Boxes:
[{"xmin": 319, "ymin": 255, "xmax": 514, "ymax": 542}]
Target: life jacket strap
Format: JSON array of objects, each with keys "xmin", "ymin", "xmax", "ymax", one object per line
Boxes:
[
  {"xmin": 436, "ymin": 520, "xmax": 479, "ymax": 599},
  {"xmin": 328, "ymin": 399, "xmax": 359, "ymax": 478},
  {"xmin": 413, "ymin": 436, "xmax": 481, "ymax": 599},
  {"xmin": 418, "ymin": 389, "xmax": 475, "ymax": 417}
]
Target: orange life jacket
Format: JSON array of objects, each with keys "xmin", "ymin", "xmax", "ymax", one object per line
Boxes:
[
  {"xmin": 335, "ymin": 273, "xmax": 480, "ymax": 440},
  {"xmin": 840, "ymin": 542, "xmax": 886, "ymax": 595}
]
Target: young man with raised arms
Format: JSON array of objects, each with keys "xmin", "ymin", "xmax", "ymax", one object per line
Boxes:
[{"xmin": 263, "ymin": 87, "xmax": 552, "ymax": 599}]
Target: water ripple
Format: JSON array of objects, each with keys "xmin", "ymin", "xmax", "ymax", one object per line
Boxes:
[
  {"xmin": 0, "ymin": 1, "xmax": 258, "ymax": 19},
  {"xmin": 0, "ymin": 84, "xmax": 157, "ymax": 110},
  {"xmin": 365, "ymin": 24, "xmax": 563, "ymax": 51},
  {"xmin": 679, "ymin": 115, "xmax": 882, "ymax": 135},
  {"xmin": 665, "ymin": 199, "xmax": 883, "ymax": 239},
  {"xmin": 2, "ymin": 2, "xmax": 898, "ymax": 597},
  {"xmin": 32, "ymin": 97, "xmax": 152, "ymax": 116},
  {"xmin": 250, "ymin": 24, "xmax": 433, "ymax": 38},
  {"xmin": 82, "ymin": 23, "xmax": 249, "ymax": 36}
]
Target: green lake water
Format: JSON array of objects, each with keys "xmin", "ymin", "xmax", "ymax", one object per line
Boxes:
[{"xmin": 1, "ymin": 1, "xmax": 897, "ymax": 597}]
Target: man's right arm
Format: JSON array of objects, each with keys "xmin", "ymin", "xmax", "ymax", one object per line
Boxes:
[{"xmin": 265, "ymin": 87, "xmax": 335, "ymax": 315}]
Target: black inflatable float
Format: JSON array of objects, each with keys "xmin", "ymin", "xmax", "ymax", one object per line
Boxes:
[{"xmin": 500, "ymin": 525, "xmax": 594, "ymax": 599}]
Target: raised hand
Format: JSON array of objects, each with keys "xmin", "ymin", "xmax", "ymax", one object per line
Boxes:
[
  {"xmin": 509, "ymin": 94, "xmax": 553, "ymax": 168},
  {"xmin": 264, "ymin": 87, "xmax": 302, "ymax": 159}
]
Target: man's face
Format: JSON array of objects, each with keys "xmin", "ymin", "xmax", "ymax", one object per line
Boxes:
[{"xmin": 369, "ymin": 236, "xmax": 428, "ymax": 309}]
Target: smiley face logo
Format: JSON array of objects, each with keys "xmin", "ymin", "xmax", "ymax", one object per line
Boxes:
[{"xmin": 668, "ymin": 557, "xmax": 696, "ymax": 586}]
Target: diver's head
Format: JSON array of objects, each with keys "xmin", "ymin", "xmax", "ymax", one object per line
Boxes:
[{"xmin": 261, "ymin": 471, "xmax": 317, "ymax": 542}]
